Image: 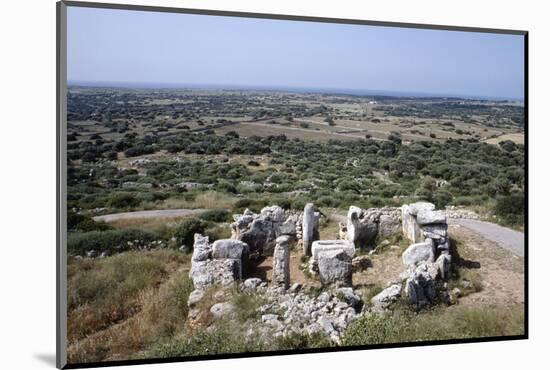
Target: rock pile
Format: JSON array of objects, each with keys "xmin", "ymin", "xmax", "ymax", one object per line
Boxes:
[
  {"xmin": 445, "ymin": 206, "xmax": 480, "ymax": 220},
  {"xmin": 241, "ymin": 280, "xmax": 361, "ymax": 343}
]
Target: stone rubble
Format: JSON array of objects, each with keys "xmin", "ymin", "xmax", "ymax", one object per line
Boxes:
[{"xmin": 241, "ymin": 283, "xmax": 361, "ymax": 343}]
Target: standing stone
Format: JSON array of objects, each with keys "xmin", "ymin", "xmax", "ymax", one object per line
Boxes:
[
  {"xmin": 192, "ymin": 234, "xmax": 211, "ymax": 262},
  {"xmin": 347, "ymin": 206, "xmax": 378, "ymax": 249},
  {"xmin": 401, "ymin": 202, "xmax": 435, "ymax": 243},
  {"xmin": 272, "ymin": 235, "xmax": 291, "ymax": 289},
  {"xmin": 402, "ymin": 239, "xmax": 435, "ymax": 267},
  {"xmin": 303, "ymin": 203, "xmax": 315, "ymax": 256},
  {"xmin": 378, "ymin": 214, "xmax": 401, "ymax": 238},
  {"xmin": 318, "ymin": 249, "xmax": 353, "ymax": 287}
]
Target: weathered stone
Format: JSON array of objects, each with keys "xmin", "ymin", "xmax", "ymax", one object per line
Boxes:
[
  {"xmin": 272, "ymin": 235, "xmax": 291, "ymax": 289},
  {"xmin": 378, "ymin": 214, "xmax": 401, "ymax": 238},
  {"xmin": 260, "ymin": 205, "xmax": 286, "ymax": 222},
  {"xmin": 211, "ymin": 239, "xmax": 248, "ymax": 260},
  {"xmin": 347, "ymin": 206, "xmax": 378, "ymax": 248},
  {"xmin": 191, "ymin": 233, "xmax": 211, "ymax": 262},
  {"xmin": 210, "ymin": 302, "xmax": 235, "ymax": 318},
  {"xmin": 421, "ymin": 223, "xmax": 448, "ymax": 240},
  {"xmin": 336, "ymin": 287, "xmax": 361, "ymax": 309},
  {"xmin": 436, "ymin": 253, "xmax": 452, "ymax": 280},
  {"xmin": 242, "ymin": 277, "xmax": 263, "ymax": 293},
  {"xmin": 402, "ymin": 202, "xmax": 435, "ymax": 243},
  {"xmin": 261, "ymin": 314, "xmax": 279, "ymax": 322},
  {"xmin": 371, "ymin": 284, "xmax": 401, "ymax": 311},
  {"xmin": 312, "ymin": 240, "xmax": 355, "ymax": 262},
  {"xmin": 187, "ymin": 289, "xmax": 205, "ymax": 308},
  {"xmin": 437, "ymin": 239, "xmax": 450, "ymax": 252},
  {"xmin": 404, "ymin": 263, "xmax": 438, "ymax": 306},
  {"xmin": 317, "ymin": 316, "xmax": 335, "ymax": 334},
  {"xmin": 416, "ymin": 210, "xmax": 447, "ymax": 225},
  {"xmin": 189, "ymin": 258, "xmax": 241, "ymax": 288},
  {"xmin": 318, "ymin": 249, "xmax": 352, "ymax": 287},
  {"xmin": 289, "ymin": 282, "xmax": 302, "ymax": 293},
  {"xmin": 238, "ymin": 218, "xmax": 277, "ymax": 256},
  {"xmin": 402, "ymin": 239, "xmax": 435, "ymax": 267},
  {"xmin": 279, "ymin": 219, "xmax": 297, "ymax": 235},
  {"xmin": 303, "ymin": 203, "xmax": 317, "ymax": 256},
  {"xmin": 408, "ymin": 202, "xmax": 436, "ymax": 216},
  {"xmin": 230, "ymin": 205, "xmax": 296, "ymax": 256}
]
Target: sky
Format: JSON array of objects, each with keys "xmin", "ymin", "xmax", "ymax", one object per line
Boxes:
[{"xmin": 67, "ymin": 6, "xmax": 525, "ymax": 99}]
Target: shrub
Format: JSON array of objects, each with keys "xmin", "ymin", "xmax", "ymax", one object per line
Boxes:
[
  {"xmin": 67, "ymin": 211, "xmax": 112, "ymax": 232},
  {"xmin": 494, "ymin": 193, "xmax": 524, "ymax": 225},
  {"xmin": 67, "ymin": 229, "xmax": 161, "ymax": 256},
  {"xmin": 172, "ymin": 218, "xmax": 208, "ymax": 248},
  {"xmin": 233, "ymin": 198, "xmax": 268, "ymax": 213},
  {"xmin": 204, "ymin": 225, "xmax": 232, "ymax": 241},
  {"xmin": 432, "ymin": 190, "xmax": 453, "ymax": 209},
  {"xmin": 198, "ymin": 209, "xmax": 232, "ymax": 223},
  {"xmin": 216, "ymin": 181, "xmax": 237, "ymax": 194},
  {"xmin": 107, "ymin": 192, "xmax": 141, "ymax": 209},
  {"xmin": 137, "ymin": 192, "xmax": 169, "ymax": 203}
]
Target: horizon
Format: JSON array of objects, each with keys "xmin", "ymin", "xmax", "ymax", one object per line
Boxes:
[
  {"xmin": 67, "ymin": 6, "xmax": 525, "ymax": 100},
  {"xmin": 68, "ymin": 80, "xmax": 523, "ymax": 102}
]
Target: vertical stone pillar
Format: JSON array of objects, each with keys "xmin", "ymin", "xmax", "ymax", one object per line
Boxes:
[
  {"xmin": 272, "ymin": 235, "xmax": 290, "ymax": 289},
  {"xmin": 302, "ymin": 203, "xmax": 315, "ymax": 256}
]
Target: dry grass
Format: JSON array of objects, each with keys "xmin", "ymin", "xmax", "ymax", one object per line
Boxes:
[
  {"xmin": 343, "ymin": 304, "xmax": 524, "ymax": 346},
  {"xmin": 67, "ymin": 250, "xmax": 193, "ymax": 364},
  {"xmin": 485, "ymin": 133, "xmax": 524, "ymax": 145},
  {"xmin": 108, "ymin": 216, "xmax": 192, "ymax": 232}
]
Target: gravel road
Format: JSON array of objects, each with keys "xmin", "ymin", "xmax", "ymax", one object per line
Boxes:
[
  {"xmin": 449, "ymin": 219, "xmax": 525, "ymax": 257},
  {"xmin": 92, "ymin": 208, "xmax": 207, "ymax": 222}
]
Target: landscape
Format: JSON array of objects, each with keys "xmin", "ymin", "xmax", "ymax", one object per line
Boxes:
[
  {"xmin": 66, "ymin": 86, "xmax": 525, "ymax": 363},
  {"xmin": 65, "ymin": 6, "xmax": 525, "ymax": 366}
]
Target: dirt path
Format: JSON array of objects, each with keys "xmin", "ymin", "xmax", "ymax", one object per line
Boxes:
[
  {"xmin": 447, "ymin": 223, "xmax": 524, "ymax": 307},
  {"xmin": 449, "ymin": 219, "xmax": 525, "ymax": 257},
  {"xmin": 93, "ymin": 208, "xmax": 207, "ymax": 222}
]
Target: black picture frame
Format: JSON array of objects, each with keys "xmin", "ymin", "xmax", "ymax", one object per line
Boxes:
[{"xmin": 57, "ymin": 1, "xmax": 528, "ymax": 368}]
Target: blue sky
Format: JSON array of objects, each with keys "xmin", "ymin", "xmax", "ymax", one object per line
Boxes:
[{"xmin": 67, "ymin": 6, "xmax": 525, "ymax": 99}]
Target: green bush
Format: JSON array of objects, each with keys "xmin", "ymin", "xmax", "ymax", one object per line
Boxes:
[
  {"xmin": 494, "ymin": 193, "xmax": 524, "ymax": 225},
  {"xmin": 67, "ymin": 211, "xmax": 112, "ymax": 232},
  {"xmin": 68, "ymin": 229, "xmax": 161, "ymax": 255},
  {"xmin": 233, "ymin": 198, "xmax": 268, "ymax": 213},
  {"xmin": 173, "ymin": 218, "xmax": 208, "ymax": 248},
  {"xmin": 107, "ymin": 192, "xmax": 141, "ymax": 209},
  {"xmin": 198, "ymin": 209, "xmax": 232, "ymax": 223},
  {"xmin": 432, "ymin": 190, "xmax": 453, "ymax": 209}
]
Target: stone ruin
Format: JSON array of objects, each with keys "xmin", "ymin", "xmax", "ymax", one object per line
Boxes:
[
  {"xmin": 230, "ymin": 205, "xmax": 305, "ymax": 257},
  {"xmin": 343, "ymin": 206, "xmax": 402, "ymax": 249},
  {"xmin": 189, "ymin": 200, "xmax": 455, "ymax": 324},
  {"xmin": 189, "ymin": 234, "xmax": 249, "ymax": 289}
]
